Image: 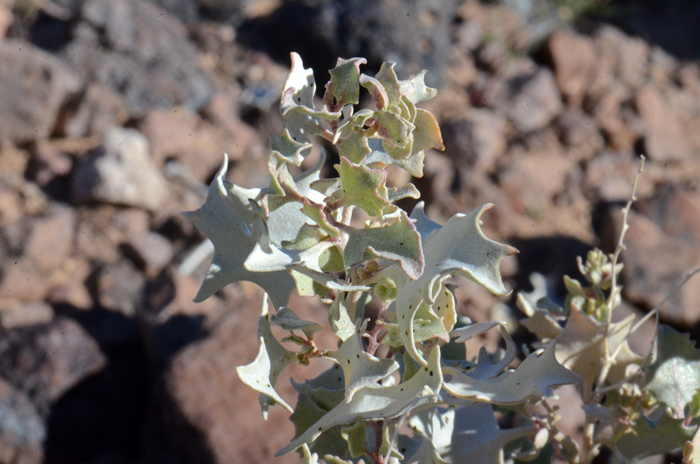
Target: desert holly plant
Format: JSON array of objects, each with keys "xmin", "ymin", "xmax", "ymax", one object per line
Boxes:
[{"xmin": 184, "ymin": 53, "xmax": 699, "ymax": 464}]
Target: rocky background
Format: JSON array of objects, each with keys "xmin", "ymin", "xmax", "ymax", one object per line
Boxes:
[{"xmin": 0, "ymin": 0, "xmax": 699, "ymax": 463}]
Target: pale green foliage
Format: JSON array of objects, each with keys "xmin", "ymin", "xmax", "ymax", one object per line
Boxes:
[{"xmin": 180, "ymin": 52, "xmax": 700, "ymax": 464}]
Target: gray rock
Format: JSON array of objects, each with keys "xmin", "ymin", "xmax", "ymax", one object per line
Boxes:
[
  {"xmin": 0, "ymin": 41, "xmax": 82, "ymax": 144},
  {"xmin": 64, "ymin": 83, "xmax": 128, "ymax": 138},
  {"xmin": 71, "ymin": 128, "xmax": 169, "ymax": 211},
  {"xmin": 62, "ymin": 0, "xmax": 215, "ymax": 116},
  {"xmin": 0, "ymin": 317, "xmax": 107, "ymax": 415},
  {"xmin": 96, "ymin": 260, "xmax": 146, "ymax": 316},
  {"xmin": 0, "ymin": 378, "xmax": 45, "ymax": 464}
]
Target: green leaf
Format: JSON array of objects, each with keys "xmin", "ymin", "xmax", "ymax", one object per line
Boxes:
[
  {"xmin": 376, "ymin": 109, "xmax": 414, "ymax": 159},
  {"xmin": 364, "ymin": 138, "xmax": 425, "ymax": 177},
  {"xmin": 301, "ymin": 200, "xmax": 341, "ymax": 237},
  {"xmin": 334, "ymin": 107, "xmax": 374, "ymax": 164},
  {"xmin": 183, "ymin": 156, "xmax": 296, "ymax": 308},
  {"xmin": 336, "ymin": 156, "xmax": 394, "ymax": 217},
  {"xmin": 344, "ymin": 210, "xmax": 424, "ymax": 279},
  {"xmin": 330, "ymin": 327, "xmax": 399, "ymax": 402},
  {"xmin": 276, "ymin": 346, "xmax": 443, "ymax": 456},
  {"xmin": 411, "ymin": 108, "xmax": 444, "ymax": 155},
  {"xmin": 328, "ymin": 294, "xmax": 356, "ymax": 342},
  {"xmin": 270, "ymin": 129, "xmax": 312, "ymax": 166},
  {"xmin": 326, "ymin": 57, "xmax": 367, "ymax": 108},
  {"xmin": 271, "ymin": 307, "xmax": 323, "ymax": 338},
  {"xmin": 385, "ymin": 204, "xmax": 518, "ymax": 365},
  {"xmin": 340, "ymin": 422, "xmax": 366, "ymax": 458},
  {"xmin": 375, "ymin": 62, "xmax": 401, "ymax": 107},
  {"xmin": 646, "ymin": 325, "xmax": 700, "ymax": 419},
  {"xmin": 443, "ymin": 342, "xmax": 581, "ymax": 404}
]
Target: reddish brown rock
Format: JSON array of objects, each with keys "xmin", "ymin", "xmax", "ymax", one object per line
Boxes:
[
  {"xmin": 636, "ymin": 85, "xmax": 692, "ymax": 163},
  {"xmin": 603, "ymin": 208, "xmax": 700, "ymax": 327},
  {"xmin": 485, "ymin": 68, "xmax": 563, "ymax": 133},
  {"xmin": 441, "ymin": 109, "xmax": 506, "ymax": 172},
  {"xmin": 547, "ymin": 29, "xmax": 596, "ymax": 106},
  {"xmin": 139, "ymin": 108, "xmax": 230, "ymax": 183},
  {"xmin": 554, "ymin": 108, "xmax": 603, "ymax": 159},
  {"xmin": 593, "ymin": 25, "xmax": 650, "ymax": 90},
  {"xmin": 0, "ymin": 204, "xmax": 76, "ymax": 303}
]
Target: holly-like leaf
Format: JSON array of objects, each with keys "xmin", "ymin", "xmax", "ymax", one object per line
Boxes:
[
  {"xmin": 451, "ymin": 322, "xmax": 517, "ymax": 381},
  {"xmin": 265, "ymin": 149, "xmax": 329, "ymax": 246},
  {"xmin": 183, "ymin": 156, "xmax": 296, "ymax": 308},
  {"xmin": 410, "ymin": 202, "xmax": 441, "ymax": 244},
  {"xmin": 326, "ymin": 57, "xmax": 367, "ymax": 108},
  {"xmin": 554, "ymin": 307, "xmax": 642, "ymax": 393},
  {"xmin": 290, "ymin": 368, "xmax": 348, "ymax": 459},
  {"xmin": 276, "ymin": 346, "xmax": 443, "ymax": 456},
  {"xmin": 520, "ymin": 309, "xmax": 563, "ymax": 341},
  {"xmin": 336, "ymin": 156, "xmax": 395, "ymax": 217},
  {"xmin": 236, "ymin": 337, "xmax": 294, "ymax": 415},
  {"xmin": 400, "ymin": 70, "xmax": 437, "ymax": 104},
  {"xmin": 385, "ymin": 283, "xmax": 458, "ymax": 347},
  {"xmin": 388, "ymin": 184, "xmax": 420, "ymax": 203},
  {"xmin": 331, "ymin": 327, "xmax": 399, "ymax": 403},
  {"xmin": 271, "ymin": 307, "xmax": 323, "ymax": 338},
  {"xmin": 646, "ymin": 325, "xmax": 700, "ymax": 419},
  {"xmin": 345, "ymin": 210, "xmax": 424, "ymax": 279},
  {"xmin": 386, "ymin": 204, "xmax": 517, "ymax": 365},
  {"xmin": 443, "ymin": 342, "xmax": 581, "ymax": 404},
  {"xmin": 235, "ymin": 296, "xmax": 299, "ymax": 418},
  {"xmin": 280, "ymin": 53, "xmax": 333, "ymax": 143},
  {"xmin": 409, "ymin": 404, "xmax": 536, "ymax": 464},
  {"xmin": 617, "ymin": 407, "xmax": 697, "ymax": 460}
]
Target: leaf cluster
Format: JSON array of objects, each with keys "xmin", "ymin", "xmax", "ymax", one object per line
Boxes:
[{"xmin": 184, "ymin": 52, "xmax": 700, "ymax": 464}]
